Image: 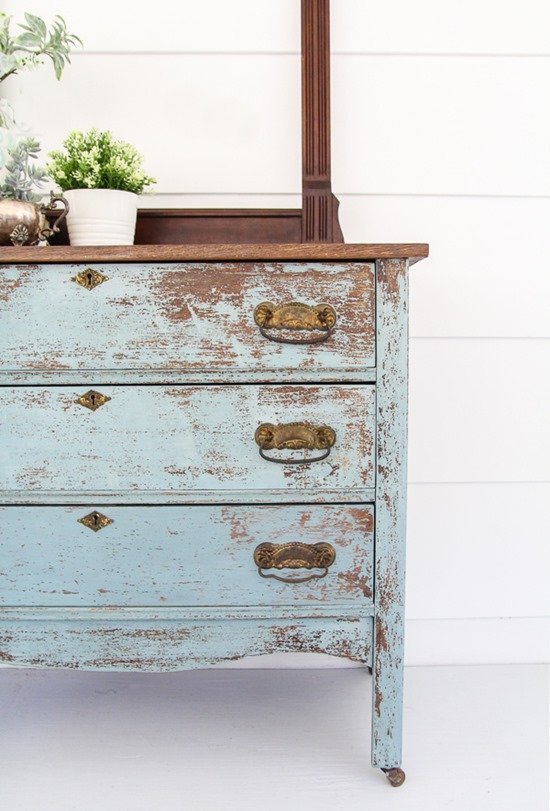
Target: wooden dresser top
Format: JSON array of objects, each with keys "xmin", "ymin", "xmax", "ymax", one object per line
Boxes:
[{"xmin": 0, "ymin": 243, "xmax": 429, "ymax": 265}]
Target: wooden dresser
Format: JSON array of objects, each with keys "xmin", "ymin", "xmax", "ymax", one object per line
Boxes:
[{"xmin": 0, "ymin": 242, "xmax": 427, "ymax": 786}]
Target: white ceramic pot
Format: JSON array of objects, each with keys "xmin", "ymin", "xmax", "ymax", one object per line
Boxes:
[{"xmin": 64, "ymin": 188, "xmax": 138, "ymax": 246}]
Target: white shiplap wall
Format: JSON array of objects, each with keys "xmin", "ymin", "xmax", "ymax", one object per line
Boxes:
[{"xmin": 2, "ymin": 0, "xmax": 549, "ymax": 665}]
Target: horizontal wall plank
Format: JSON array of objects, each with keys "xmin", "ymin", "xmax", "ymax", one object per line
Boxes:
[
  {"xmin": 332, "ymin": 1, "xmax": 550, "ymax": 56},
  {"xmin": 406, "ymin": 483, "xmax": 550, "ymax": 619},
  {"xmin": 408, "ymin": 339, "xmax": 550, "ymax": 483},
  {"xmin": 2, "ymin": 55, "xmax": 302, "ymax": 195},
  {"xmin": 404, "ymin": 618, "xmax": 550, "ymax": 665},
  {"xmin": 333, "ymin": 56, "xmax": 550, "ymax": 196},
  {"xmin": 5, "ymin": 0, "xmax": 549, "ymax": 55},
  {"xmin": 2, "ymin": 0, "xmax": 300, "ymax": 53},
  {"xmin": 6, "ymin": 55, "xmax": 549, "ymax": 196},
  {"xmin": 339, "ymin": 195, "xmax": 550, "ymax": 338},
  {"xmin": 136, "ymin": 193, "xmax": 301, "ymax": 208}
]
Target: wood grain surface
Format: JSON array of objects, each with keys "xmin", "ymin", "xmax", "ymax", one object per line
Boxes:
[{"xmin": 0, "ymin": 243, "xmax": 429, "ymax": 264}]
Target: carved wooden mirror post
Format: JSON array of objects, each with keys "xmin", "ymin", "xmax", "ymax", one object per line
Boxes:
[{"xmin": 301, "ymin": 0, "xmax": 343, "ymax": 242}]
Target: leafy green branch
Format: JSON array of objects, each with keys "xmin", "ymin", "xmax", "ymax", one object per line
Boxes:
[{"xmin": 0, "ymin": 12, "xmax": 82, "ymax": 84}]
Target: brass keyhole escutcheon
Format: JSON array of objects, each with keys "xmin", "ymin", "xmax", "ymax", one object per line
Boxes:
[
  {"xmin": 74, "ymin": 390, "xmax": 111, "ymax": 411},
  {"xmin": 71, "ymin": 268, "xmax": 109, "ymax": 290},
  {"xmin": 78, "ymin": 511, "xmax": 113, "ymax": 532}
]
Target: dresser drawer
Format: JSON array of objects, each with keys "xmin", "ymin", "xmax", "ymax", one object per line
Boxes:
[
  {"xmin": 0, "ymin": 505, "xmax": 374, "ymax": 606},
  {"xmin": 0, "ymin": 384, "xmax": 375, "ymax": 497},
  {"xmin": 0, "ymin": 262, "xmax": 375, "ymax": 382}
]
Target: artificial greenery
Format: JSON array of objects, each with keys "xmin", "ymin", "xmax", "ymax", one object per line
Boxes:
[
  {"xmin": 48, "ymin": 130, "xmax": 156, "ymax": 194},
  {"xmin": 0, "ymin": 11, "xmax": 81, "ymax": 84},
  {"xmin": 0, "ymin": 11, "xmax": 81, "ymax": 199},
  {"xmin": 0, "ymin": 137, "xmax": 48, "ymax": 202}
]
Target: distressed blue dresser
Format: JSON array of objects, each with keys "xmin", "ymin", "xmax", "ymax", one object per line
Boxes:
[{"xmin": 0, "ymin": 242, "xmax": 428, "ymax": 786}]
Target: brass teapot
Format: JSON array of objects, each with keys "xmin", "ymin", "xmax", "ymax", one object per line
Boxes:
[{"xmin": 0, "ymin": 193, "xmax": 69, "ymax": 246}]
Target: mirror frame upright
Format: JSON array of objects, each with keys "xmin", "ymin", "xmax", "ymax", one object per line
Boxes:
[{"xmin": 301, "ymin": 0, "xmax": 343, "ymax": 242}]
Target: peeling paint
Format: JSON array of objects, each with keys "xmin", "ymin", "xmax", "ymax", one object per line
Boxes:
[
  {"xmin": 1, "ymin": 384, "xmax": 375, "ymax": 494},
  {"xmin": 0, "ymin": 262, "xmax": 375, "ymax": 378},
  {"xmin": 0, "ymin": 505, "xmax": 374, "ymax": 607},
  {"xmin": 372, "ymin": 258, "xmax": 408, "ymax": 769}
]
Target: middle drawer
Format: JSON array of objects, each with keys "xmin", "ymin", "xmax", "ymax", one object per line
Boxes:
[{"xmin": 1, "ymin": 384, "xmax": 375, "ymax": 497}]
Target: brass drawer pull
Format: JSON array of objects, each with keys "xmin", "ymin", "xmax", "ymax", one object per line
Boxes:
[
  {"xmin": 254, "ymin": 542, "xmax": 336, "ymax": 583},
  {"xmin": 254, "ymin": 301, "xmax": 337, "ymax": 344},
  {"xmin": 255, "ymin": 422, "xmax": 336, "ymax": 464}
]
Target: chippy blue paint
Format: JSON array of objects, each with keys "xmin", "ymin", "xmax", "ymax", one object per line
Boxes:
[
  {"xmin": 0, "ymin": 254, "xmax": 418, "ymax": 781},
  {"xmin": 0, "ymin": 487, "xmax": 377, "ymax": 506},
  {"xmin": 0, "ymin": 384, "xmax": 375, "ymax": 496},
  {"xmin": 371, "ymin": 258, "xmax": 409, "ymax": 770},
  {"xmin": 0, "ymin": 504, "xmax": 374, "ymax": 607},
  {"xmin": 0, "ymin": 613, "xmax": 373, "ymax": 671},
  {"xmin": 0, "ymin": 262, "xmax": 376, "ymax": 381}
]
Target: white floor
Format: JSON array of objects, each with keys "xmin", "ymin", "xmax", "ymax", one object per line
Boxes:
[{"xmin": 0, "ymin": 663, "xmax": 548, "ymax": 811}]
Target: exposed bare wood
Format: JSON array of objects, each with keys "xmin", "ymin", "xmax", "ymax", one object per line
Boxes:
[
  {"xmin": 0, "ymin": 261, "xmax": 376, "ymax": 379},
  {"xmin": 0, "ymin": 243, "xmax": 429, "ymax": 264}
]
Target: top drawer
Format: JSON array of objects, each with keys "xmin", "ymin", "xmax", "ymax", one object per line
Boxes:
[{"xmin": 0, "ymin": 262, "xmax": 375, "ymax": 382}]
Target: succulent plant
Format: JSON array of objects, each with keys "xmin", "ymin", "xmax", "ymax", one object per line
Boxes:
[{"xmin": 0, "ymin": 137, "xmax": 48, "ymax": 202}]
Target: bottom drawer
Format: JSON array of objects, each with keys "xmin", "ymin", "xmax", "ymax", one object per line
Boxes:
[{"xmin": 0, "ymin": 505, "xmax": 374, "ymax": 607}]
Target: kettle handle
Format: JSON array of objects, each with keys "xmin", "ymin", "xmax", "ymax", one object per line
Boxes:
[{"xmin": 39, "ymin": 192, "xmax": 69, "ymax": 241}]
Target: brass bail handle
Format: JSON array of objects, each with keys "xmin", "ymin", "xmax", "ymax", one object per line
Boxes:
[
  {"xmin": 254, "ymin": 301, "xmax": 337, "ymax": 344},
  {"xmin": 40, "ymin": 192, "xmax": 69, "ymax": 240},
  {"xmin": 259, "ymin": 567, "xmax": 329, "ymax": 584},
  {"xmin": 255, "ymin": 422, "xmax": 336, "ymax": 464},
  {"xmin": 254, "ymin": 541, "xmax": 336, "ymax": 584}
]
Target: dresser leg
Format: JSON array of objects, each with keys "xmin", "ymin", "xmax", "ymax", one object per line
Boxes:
[{"xmin": 371, "ymin": 258, "xmax": 408, "ymax": 782}]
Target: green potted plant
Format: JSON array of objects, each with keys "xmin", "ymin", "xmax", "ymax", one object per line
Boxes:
[{"xmin": 48, "ymin": 129, "xmax": 155, "ymax": 245}]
